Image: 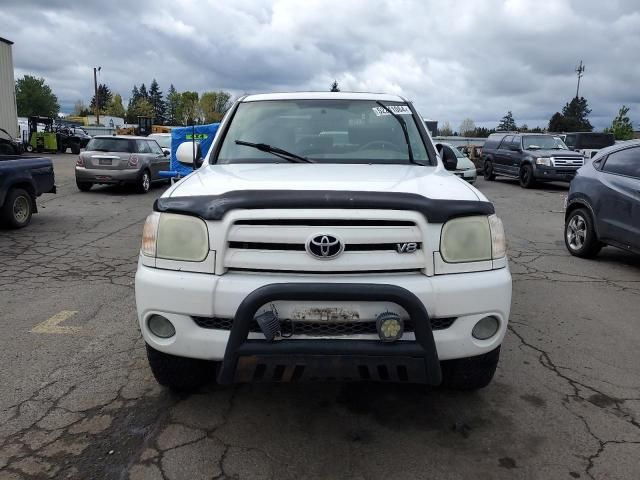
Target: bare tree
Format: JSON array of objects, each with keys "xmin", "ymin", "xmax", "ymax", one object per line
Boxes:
[
  {"xmin": 459, "ymin": 118, "xmax": 476, "ymax": 136},
  {"xmin": 438, "ymin": 121, "xmax": 453, "ymax": 136}
]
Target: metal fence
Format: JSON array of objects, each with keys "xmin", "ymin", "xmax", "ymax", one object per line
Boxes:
[{"xmin": 83, "ymin": 126, "xmax": 118, "ymax": 136}]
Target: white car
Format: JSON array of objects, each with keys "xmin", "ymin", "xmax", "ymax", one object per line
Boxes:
[
  {"xmin": 147, "ymin": 133, "xmax": 171, "ymax": 155},
  {"xmin": 135, "ymin": 92, "xmax": 512, "ymax": 391}
]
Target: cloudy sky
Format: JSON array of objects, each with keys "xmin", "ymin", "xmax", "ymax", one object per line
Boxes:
[{"xmin": 2, "ymin": 0, "xmax": 639, "ymax": 130}]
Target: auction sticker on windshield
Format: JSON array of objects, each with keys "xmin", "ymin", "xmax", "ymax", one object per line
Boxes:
[{"xmin": 372, "ymin": 105, "xmax": 412, "ymax": 116}]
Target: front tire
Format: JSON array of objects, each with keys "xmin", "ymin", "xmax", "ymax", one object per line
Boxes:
[
  {"xmin": 0, "ymin": 188, "xmax": 33, "ymax": 228},
  {"xmin": 70, "ymin": 142, "xmax": 81, "ymax": 155},
  {"xmin": 146, "ymin": 344, "xmax": 214, "ymax": 392},
  {"xmin": 137, "ymin": 169, "xmax": 151, "ymax": 193},
  {"xmin": 519, "ymin": 164, "xmax": 536, "ymax": 188},
  {"xmin": 440, "ymin": 347, "xmax": 500, "ymax": 390},
  {"xmin": 564, "ymin": 208, "xmax": 602, "ymax": 258},
  {"xmin": 483, "ymin": 160, "xmax": 496, "ymax": 180}
]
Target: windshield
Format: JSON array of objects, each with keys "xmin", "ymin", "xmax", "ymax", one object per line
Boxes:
[
  {"xmin": 553, "ymin": 137, "xmax": 568, "ymax": 149},
  {"xmin": 216, "ymin": 100, "xmax": 430, "ymax": 164},
  {"xmin": 522, "ymin": 135, "xmax": 561, "ymax": 150},
  {"xmin": 577, "ymin": 134, "xmax": 615, "ymax": 149},
  {"xmin": 150, "ymin": 135, "xmax": 171, "ymax": 148},
  {"xmin": 87, "ymin": 138, "xmax": 135, "ymax": 153}
]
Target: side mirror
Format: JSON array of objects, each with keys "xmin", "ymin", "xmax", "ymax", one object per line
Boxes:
[
  {"xmin": 176, "ymin": 141, "xmax": 203, "ymax": 168},
  {"xmin": 442, "ymin": 154, "xmax": 457, "ymax": 171},
  {"xmin": 162, "ymin": 148, "xmax": 170, "ymax": 156},
  {"xmin": 509, "ymin": 145, "xmax": 521, "ymax": 152}
]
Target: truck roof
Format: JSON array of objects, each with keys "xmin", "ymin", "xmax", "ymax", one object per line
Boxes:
[{"xmin": 242, "ymin": 92, "xmax": 407, "ymax": 102}]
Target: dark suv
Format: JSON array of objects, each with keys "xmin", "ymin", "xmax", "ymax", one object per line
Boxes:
[
  {"xmin": 482, "ymin": 133, "xmax": 585, "ymax": 188},
  {"xmin": 564, "ymin": 141, "xmax": 640, "ymax": 258}
]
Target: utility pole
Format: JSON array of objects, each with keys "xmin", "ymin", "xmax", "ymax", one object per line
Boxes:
[
  {"xmin": 575, "ymin": 60, "xmax": 585, "ymax": 98},
  {"xmin": 93, "ymin": 66, "xmax": 101, "ymax": 125}
]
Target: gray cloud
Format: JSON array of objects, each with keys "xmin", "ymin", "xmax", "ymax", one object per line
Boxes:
[{"xmin": 2, "ymin": 0, "xmax": 639, "ymax": 130}]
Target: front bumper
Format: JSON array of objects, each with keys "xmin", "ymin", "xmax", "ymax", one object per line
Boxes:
[
  {"xmin": 135, "ymin": 264, "xmax": 512, "ymax": 367},
  {"xmin": 533, "ymin": 167, "xmax": 577, "ymax": 182},
  {"xmin": 75, "ymin": 166, "xmax": 140, "ymax": 184}
]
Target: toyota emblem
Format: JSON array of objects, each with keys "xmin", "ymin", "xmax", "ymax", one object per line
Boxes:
[{"xmin": 306, "ymin": 234, "xmax": 344, "ymax": 259}]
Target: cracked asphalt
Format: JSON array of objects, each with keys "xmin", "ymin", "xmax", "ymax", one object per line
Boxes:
[{"xmin": 1, "ymin": 153, "xmax": 639, "ymax": 480}]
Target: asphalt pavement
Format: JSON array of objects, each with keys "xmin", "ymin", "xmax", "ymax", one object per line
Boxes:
[{"xmin": 0, "ymin": 153, "xmax": 638, "ymax": 480}]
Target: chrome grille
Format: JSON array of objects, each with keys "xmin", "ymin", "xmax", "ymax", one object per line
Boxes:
[{"xmin": 552, "ymin": 156, "xmax": 584, "ymax": 168}]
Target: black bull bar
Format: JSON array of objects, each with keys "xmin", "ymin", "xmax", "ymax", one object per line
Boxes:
[{"xmin": 218, "ymin": 283, "xmax": 442, "ymax": 385}]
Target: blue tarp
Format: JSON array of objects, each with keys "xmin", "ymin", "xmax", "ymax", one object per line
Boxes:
[{"xmin": 170, "ymin": 123, "xmax": 220, "ymax": 176}]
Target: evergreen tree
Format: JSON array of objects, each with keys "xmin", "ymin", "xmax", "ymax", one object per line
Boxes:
[
  {"xmin": 90, "ymin": 84, "xmax": 113, "ymax": 113},
  {"xmin": 149, "ymin": 79, "xmax": 165, "ymax": 124},
  {"xmin": 549, "ymin": 97, "xmax": 593, "ymax": 132},
  {"xmin": 605, "ymin": 105, "xmax": 634, "ymax": 140},
  {"xmin": 127, "ymin": 85, "xmax": 140, "ymax": 122},
  {"xmin": 496, "ymin": 111, "xmax": 517, "ymax": 131},
  {"xmin": 139, "ymin": 83, "xmax": 148, "ymax": 100},
  {"xmin": 165, "ymin": 84, "xmax": 181, "ymax": 125},
  {"xmin": 330, "ymin": 80, "xmax": 340, "ymax": 92}
]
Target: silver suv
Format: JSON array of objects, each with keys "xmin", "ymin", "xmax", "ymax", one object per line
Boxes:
[{"xmin": 75, "ymin": 136, "xmax": 170, "ymax": 193}]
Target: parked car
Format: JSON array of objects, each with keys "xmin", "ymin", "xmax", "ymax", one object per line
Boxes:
[
  {"xmin": 135, "ymin": 92, "xmax": 512, "ymax": 392},
  {"xmin": 436, "ymin": 142, "xmax": 477, "ymax": 183},
  {"xmin": 482, "ymin": 133, "xmax": 585, "ymax": 188},
  {"xmin": 0, "ymin": 128, "xmax": 22, "ymax": 155},
  {"xmin": 564, "ymin": 141, "xmax": 640, "ymax": 257},
  {"xmin": 75, "ymin": 135, "xmax": 170, "ymax": 193},
  {"xmin": 0, "ymin": 155, "xmax": 56, "ymax": 228},
  {"xmin": 563, "ymin": 132, "xmax": 615, "ymax": 160},
  {"xmin": 148, "ymin": 133, "xmax": 171, "ymax": 155},
  {"xmin": 67, "ymin": 126, "xmax": 92, "ymax": 148}
]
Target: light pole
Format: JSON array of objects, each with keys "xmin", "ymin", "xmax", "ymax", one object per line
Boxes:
[{"xmin": 93, "ymin": 66, "xmax": 101, "ymax": 125}]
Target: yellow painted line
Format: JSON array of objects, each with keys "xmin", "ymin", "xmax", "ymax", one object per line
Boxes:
[{"xmin": 31, "ymin": 310, "xmax": 81, "ymax": 334}]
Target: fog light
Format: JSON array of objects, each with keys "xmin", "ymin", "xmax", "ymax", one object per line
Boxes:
[
  {"xmin": 376, "ymin": 312, "xmax": 404, "ymax": 342},
  {"xmin": 255, "ymin": 310, "xmax": 280, "ymax": 342},
  {"xmin": 148, "ymin": 315, "xmax": 176, "ymax": 338},
  {"xmin": 472, "ymin": 316, "xmax": 499, "ymax": 340}
]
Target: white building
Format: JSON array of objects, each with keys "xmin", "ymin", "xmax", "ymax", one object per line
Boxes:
[{"xmin": 0, "ymin": 37, "xmax": 18, "ymax": 138}]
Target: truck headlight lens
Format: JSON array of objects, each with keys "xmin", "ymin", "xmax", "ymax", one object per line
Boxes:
[
  {"xmin": 141, "ymin": 212, "xmax": 209, "ymax": 262},
  {"xmin": 440, "ymin": 216, "xmax": 491, "ymax": 263},
  {"xmin": 488, "ymin": 214, "xmax": 506, "ymax": 259},
  {"xmin": 535, "ymin": 157, "xmax": 552, "ymax": 166},
  {"xmin": 440, "ymin": 215, "xmax": 506, "ymax": 263}
]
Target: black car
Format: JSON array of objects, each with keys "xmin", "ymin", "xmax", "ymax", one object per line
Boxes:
[
  {"xmin": 564, "ymin": 141, "xmax": 640, "ymax": 257},
  {"xmin": 562, "ymin": 132, "xmax": 615, "ymax": 160},
  {"xmin": 482, "ymin": 133, "xmax": 585, "ymax": 188}
]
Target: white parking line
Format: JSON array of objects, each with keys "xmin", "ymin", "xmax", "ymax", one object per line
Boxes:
[{"xmin": 31, "ymin": 310, "xmax": 81, "ymax": 334}]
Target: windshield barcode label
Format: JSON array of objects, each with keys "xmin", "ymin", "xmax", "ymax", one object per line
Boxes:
[{"xmin": 372, "ymin": 105, "xmax": 412, "ymax": 116}]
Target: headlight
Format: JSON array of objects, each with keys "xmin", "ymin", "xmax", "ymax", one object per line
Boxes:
[
  {"xmin": 535, "ymin": 157, "xmax": 552, "ymax": 166},
  {"xmin": 141, "ymin": 212, "xmax": 209, "ymax": 262},
  {"xmin": 440, "ymin": 216, "xmax": 491, "ymax": 263},
  {"xmin": 440, "ymin": 215, "xmax": 506, "ymax": 263}
]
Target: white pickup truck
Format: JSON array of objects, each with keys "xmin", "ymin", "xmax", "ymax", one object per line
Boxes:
[{"xmin": 135, "ymin": 92, "xmax": 512, "ymax": 391}]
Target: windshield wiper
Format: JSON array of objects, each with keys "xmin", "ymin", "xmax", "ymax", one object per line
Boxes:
[
  {"xmin": 375, "ymin": 101, "xmax": 421, "ymax": 165},
  {"xmin": 235, "ymin": 140, "xmax": 313, "ymax": 163}
]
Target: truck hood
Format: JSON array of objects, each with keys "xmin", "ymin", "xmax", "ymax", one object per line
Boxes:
[
  {"xmin": 528, "ymin": 149, "xmax": 583, "ymax": 157},
  {"xmin": 167, "ymin": 163, "xmax": 484, "ymax": 202}
]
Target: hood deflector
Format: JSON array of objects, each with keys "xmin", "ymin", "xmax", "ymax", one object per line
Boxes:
[{"xmin": 154, "ymin": 190, "xmax": 494, "ymax": 223}]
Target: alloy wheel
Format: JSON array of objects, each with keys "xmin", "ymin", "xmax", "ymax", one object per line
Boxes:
[{"xmin": 566, "ymin": 214, "xmax": 587, "ymax": 250}]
